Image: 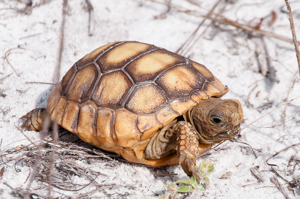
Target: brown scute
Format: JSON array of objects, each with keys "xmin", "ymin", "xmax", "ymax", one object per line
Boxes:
[
  {"xmin": 50, "ymin": 97, "xmax": 67, "ymax": 124},
  {"xmin": 97, "ymin": 42, "xmax": 152, "ymax": 73},
  {"xmin": 92, "ymin": 71, "xmax": 132, "ymax": 107},
  {"xmin": 96, "ymin": 108, "xmax": 118, "ymax": 151},
  {"xmin": 126, "ymin": 84, "xmax": 166, "ymax": 114},
  {"xmin": 77, "ymin": 42, "xmax": 118, "ymax": 67},
  {"xmin": 77, "ymin": 101, "xmax": 98, "ymax": 146},
  {"xmin": 157, "ymin": 65, "xmax": 205, "ymax": 98},
  {"xmin": 170, "ymin": 99, "xmax": 197, "ymax": 115},
  {"xmin": 190, "ymin": 61, "xmax": 214, "ymax": 80},
  {"xmin": 66, "ymin": 64, "xmax": 98, "ymax": 102},
  {"xmin": 138, "ymin": 114, "xmax": 162, "ymax": 140},
  {"xmin": 190, "ymin": 90, "xmax": 208, "ymax": 103},
  {"xmin": 126, "ymin": 49, "xmax": 185, "ymax": 82},
  {"xmin": 61, "ymin": 101, "xmax": 79, "ymax": 133},
  {"xmin": 121, "ymin": 148, "xmax": 140, "ymax": 163},
  {"xmin": 61, "ymin": 64, "xmax": 76, "ymax": 92},
  {"xmin": 205, "ymin": 83, "xmax": 228, "ymax": 98},
  {"xmin": 209, "ymin": 77, "xmax": 229, "ymax": 97},
  {"xmin": 115, "ymin": 109, "xmax": 140, "ymax": 148},
  {"xmin": 156, "ymin": 106, "xmax": 179, "ymax": 126}
]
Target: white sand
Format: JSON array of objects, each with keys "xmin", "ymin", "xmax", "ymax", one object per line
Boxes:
[{"xmin": 1, "ymin": 0, "xmax": 300, "ymax": 198}]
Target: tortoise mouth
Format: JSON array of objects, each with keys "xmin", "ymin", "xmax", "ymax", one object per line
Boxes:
[{"xmin": 199, "ymin": 127, "xmax": 241, "ymax": 144}]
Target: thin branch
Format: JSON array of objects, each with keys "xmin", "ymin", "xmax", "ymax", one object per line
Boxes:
[
  {"xmin": 242, "ymin": 95, "xmax": 300, "ymax": 131},
  {"xmin": 48, "ymin": 0, "xmax": 68, "ymax": 197},
  {"xmin": 284, "ymin": 0, "xmax": 300, "ymax": 76}
]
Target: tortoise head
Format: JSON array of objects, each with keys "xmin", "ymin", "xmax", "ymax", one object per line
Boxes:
[{"xmin": 192, "ymin": 98, "xmax": 243, "ymax": 144}]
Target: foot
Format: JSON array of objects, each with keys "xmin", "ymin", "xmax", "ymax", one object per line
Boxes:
[{"xmin": 174, "ymin": 121, "xmax": 211, "ymax": 183}]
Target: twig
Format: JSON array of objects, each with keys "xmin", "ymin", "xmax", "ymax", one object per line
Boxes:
[
  {"xmin": 25, "ymin": 81, "xmax": 56, "ymax": 85},
  {"xmin": 242, "ymin": 95, "xmax": 300, "ymax": 131},
  {"xmin": 266, "ymin": 142, "xmax": 300, "ymax": 167},
  {"xmin": 85, "ymin": 0, "xmax": 94, "ymax": 36},
  {"xmin": 283, "ymin": 79, "xmax": 296, "ymax": 130},
  {"xmin": 4, "ymin": 46, "xmax": 24, "ymax": 76},
  {"xmin": 48, "ymin": 0, "xmax": 68, "ymax": 197},
  {"xmin": 270, "ymin": 177, "xmax": 291, "ymax": 199},
  {"xmin": 284, "ymin": 0, "xmax": 300, "ymax": 77},
  {"xmin": 176, "ymin": 0, "xmax": 223, "ymax": 55}
]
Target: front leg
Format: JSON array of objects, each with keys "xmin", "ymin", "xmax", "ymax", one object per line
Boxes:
[{"xmin": 174, "ymin": 121, "xmax": 212, "ymax": 182}]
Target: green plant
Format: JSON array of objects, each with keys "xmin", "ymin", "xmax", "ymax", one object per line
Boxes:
[{"xmin": 155, "ymin": 160, "xmax": 214, "ymax": 199}]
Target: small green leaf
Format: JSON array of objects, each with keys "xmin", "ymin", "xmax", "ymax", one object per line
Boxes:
[
  {"xmin": 204, "ymin": 177, "xmax": 210, "ymax": 184},
  {"xmin": 176, "ymin": 178, "xmax": 189, "ymax": 185},
  {"xmin": 208, "ymin": 165, "xmax": 214, "ymax": 173},
  {"xmin": 188, "ymin": 175, "xmax": 196, "ymax": 184},
  {"xmin": 192, "ymin": 182, "xmax": 205, "ymax": 191},
  {"xmin": 176, "ymin": 185, "xmax": 194, "ymax": 193}
]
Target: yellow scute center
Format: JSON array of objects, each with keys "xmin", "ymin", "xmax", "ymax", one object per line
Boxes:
[
  {"xmin": 92, "ymin": 71, "xmax": 131, "ymax": 106},
  {"xmin": 127, "ymin": 84, "xmax": 166, "ymax": 114}
]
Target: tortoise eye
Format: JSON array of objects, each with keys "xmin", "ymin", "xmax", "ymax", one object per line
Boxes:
[{"xmin": 211, "ymin": 116, "xmax": 222, "ymax": 125}]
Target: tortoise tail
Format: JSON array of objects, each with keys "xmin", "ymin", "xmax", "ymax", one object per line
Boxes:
[{"xmin": 20, "ymin": 108, "xmax": 49, "ymax": 131}]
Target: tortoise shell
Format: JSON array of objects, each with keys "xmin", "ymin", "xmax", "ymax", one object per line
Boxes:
[{"xmin": 46, "ymin": 41, "xmax": 228, "ymax": 166}]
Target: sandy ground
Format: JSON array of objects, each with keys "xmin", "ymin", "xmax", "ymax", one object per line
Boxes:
[{"xmin": 1, "ymin": 0, "xmax": 300, "ymax": 198}]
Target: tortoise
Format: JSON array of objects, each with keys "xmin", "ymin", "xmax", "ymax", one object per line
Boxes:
[{"xmin": 21, "ymin": 41, "xmax": 243, "ymax": 181}]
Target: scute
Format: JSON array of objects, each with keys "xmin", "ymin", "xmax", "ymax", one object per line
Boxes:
[
  {"xmin": 92, "ymin": 71, "xmax": 132, "ymax": 108},
  {"xmin": 97, "ymin": 42, "xmax": 152, "ymax": 73},
  {"xmin": 126, "ymin": 49, "xmax": 185, "ymax": 82},
  {"xmin": 66, "ymin": 64, "xmax": 98, "ymax": 102},
  {"xmin": 156, "ymin": 65, "xmax": 205, "ymax": 98},
  {"xmin": 126, "ymin": 84, "xmax": 166, "ymax": 114}
]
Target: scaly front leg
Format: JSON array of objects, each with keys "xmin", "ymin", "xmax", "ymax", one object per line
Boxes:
[{"xmin": 174, "ymin": 121, "xmax": 212, "ymax": 183}]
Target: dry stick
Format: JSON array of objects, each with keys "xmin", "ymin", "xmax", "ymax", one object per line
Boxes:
[
  {"xmin": 176, "ymin": 0, "xmax": 223, "ymax": 54},
  {"xmin": 48, "ymin": 0, "xmax": 68, "ymax": 197},
  {"xmin": 285, "ymin": 0, "xmax": 300, "ymax": 76},
  {"xmin": 181, "ymin": 1, "xmax": 229, "ymax": 57},
  {"xmin": 4, "ymin": 46, "xmax": 24, "ymax": 76},
  {"xmin": 85, "ymin": 0, "xmax": 94, "ymax": 36},
  {"xmin": 283, "ymin": 79, "xmax": 296, "ymax": 130},
  {"xmin": 270, "ymin": 177, "xmax": 291, "ymax": 199},
  {"xmin": 241, "ymin": 95, "xmax": 300, "ymax": 131}
]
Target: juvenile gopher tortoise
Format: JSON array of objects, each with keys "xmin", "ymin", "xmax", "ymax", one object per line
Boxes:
[{"xmin": 21, "ymin": 41, "xmax": 243, "ymax": 181}]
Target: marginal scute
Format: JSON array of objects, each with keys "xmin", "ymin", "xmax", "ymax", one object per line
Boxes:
[
  {"xmin": 66, "ymin": 64, "xmax": 98, "ymax": 102},
  {"xmin": 205, "ymin": 83, "xmax": 228, "ymax": 98},
  {"xmin": 156, "ymin": 106, "xmax": 179, "ymax": 126},
  {"xmin": 191, "ymin": 90, "xmax": 208, "ymax": 103},
  {"xmin": 157, "ymin": 65, "xmax": 204, "ymax": 97},
  {"xmin": 170, "ymin": 99, "xmax": 197, "ymax": 115},
  {"xmin": 92, "ymin": 71, "xmax": 131, "ymax": 107},
  {"xmin": 96, "ymin": 108, "xmax": 117, "ymax": 151},
  {"xmin": 50, "ymin": 97, "xmax": 67, "ymax": 124},
  {"xmin": 115, "ymin": 109, "xmax": 140, "ymax": 148},
  {"xmin": 138, "ymin": 115, "xmax": 162, "ymax": 140},
  {"xmin": 126, "ymin": 50, "xmax": 184, "ymax": 82},
  {"xmin": 98, "ymin": 42, "xmax": 151, "ymax": 73},
  {"xmin": 78, "ymin": 42, "xmax": 118, "ymax": 66},
  {"xmin": 121, "ymin": 148, "xmax": 140, "ymax": 163},
  {"xmin": 127, "ymin": 84, "xmax": 166, "ymax": 114},
  {"xmin": 210, "ymin": 77, "xmax": 229, "ymax": 97},
  {"xmin": 77, "ymin": 101, "xmax": 98, "ymax": 146},
  {"xmin": 191, "ymin": 61, "xmax": 214, "ymax": 80},
  {"xmin": 62, "ymin": 101, "xmax": 79, "ymax": 133}
]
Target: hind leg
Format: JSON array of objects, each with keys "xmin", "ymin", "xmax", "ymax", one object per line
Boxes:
[{"xmin": 20, "ymin": 108, "xmax": 51, "ymax": 131}]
